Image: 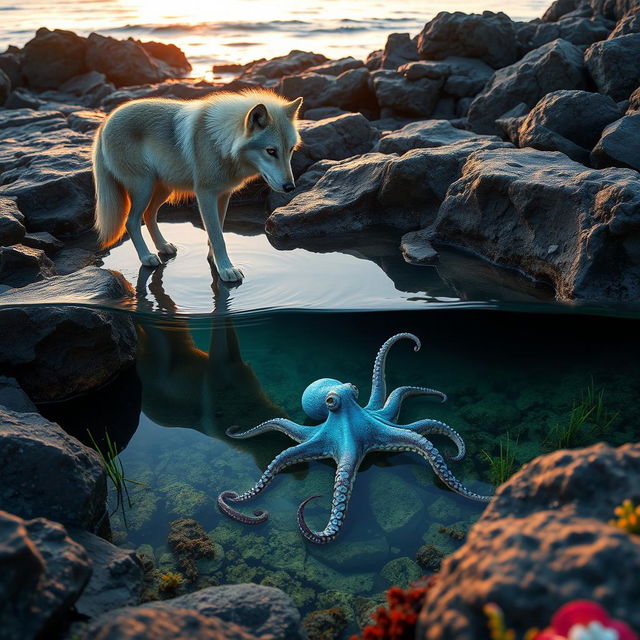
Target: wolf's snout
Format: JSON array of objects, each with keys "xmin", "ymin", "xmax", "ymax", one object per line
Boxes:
[{"xmin": 283, "ymin": 182, "xmax": 295, "ymax": 193}]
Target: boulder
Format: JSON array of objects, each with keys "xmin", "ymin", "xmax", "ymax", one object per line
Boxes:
[
  {"xmin": 591, "ymin": 112, "xmax": 640, "ymax": 170},
  {"xmin": 67, "ymin": 110, "xmax": 106, "ymax": 133},
  {"xmin": 21, "ymin": 231, "xmax": 64, "ymax": 256},
  {"xmin": 400, "ymin": 229, "xmax": 439, "ymax": 263},
  {"xmin": 22, "ymin": 28, "xmax": 88, "ymax": 90},
  {"xmin": 302, "ymin": 107, "xmax": 349, "ymax": 120},
  {"xmin": 608, "ymin": 7, "xmax": 640, "ymax": 37},
  {"xmin": 468, "ymin": 39, "xmax": 587, "ymax": 135},
  {"xmin": 0, "ymin": 198, "xmax": 26, "ymax": 246},
  {"xmin": 417, "ymin": 443, "xmax": 640, "ymax": 639},
  {"xmin": 379, "ymin": 33, "xmax": 420, "ymax": 69},
  {"xmin": 0, "ymin": 268, "xmax": 136, "ymax": 402},
  {"xmin": 139, "ymin": 40, "xmax": 192, "ymax": 76},
  {"xmin": 0, "ymin": 511, "xmax": 92, "ymax": 640},
  {"xmin": 516, "ymin": 89, "xmax": 623, "ymax": 162},
  {"xmin": 628, "ymin": 87, "xmax": 640, "ymax": 111},
  {"xmin": 0, "ymin": 377, "xmax": 36, "ymax": 413},
  {"xmin": 431, "ymin": 147, "xmax": 640, "ymax": 302},
  {"xmin": 585, "ymin": 33, "xmax": 640, "ymax": 100},
  {"xmin": 542, "ymin": 0, "xmax": 587, "ymax": 22},
  {"xmin": 0, "ymin": 409, "xmax": 106, "ymax": 528},
  {"xmin": 399, "ymin": 57, "xmax": 494, "ymax": 97},
  {"xmin": 495, "ymin": 102, "xmax": 532, "ymax": 145},
  {"xmin": 517, "ymin": 15, "xmax": 612, "ymax": 52},
  {"xmin": 293, "ymin": 113, "xmax": 380, "ymax": 176},
  {"xmin": 0, "ymin": 109, "xmax": 94, "ymax": 236},
  {"xmin": 70, "ymin": 529, "xmax": 143, "ymax": 617},
  {"xmin": 371, "ymin": 70, "xmax": 442, "ymax": 118},
  {"xmin": 58, "ymin": 71, "xmax": 115, "ymax": 106},
  {"xmin": 83, "ymin": 584, "xmax": 306, "ymax": 640},
  {"xmin": 0, "ymin": 51, "xmax": 24, "ymax": 90},
  {"xmin": 0, "ymin": 69, "xmax": 9, "ymax": 106},
  {"xmin": 307, "ymin": 57, "xmax": 364, "ymax": 76},
  {"xmin": 0, "ymin": 244, "xmax": 56, "ymax": 288},
  {"xmin": 417, "ymin": 11, "xmax": 518, "ymax": 69},
  {"xmin": 4, "ymin": 88, "xmax": 43, "ymax": 110},
  {"xmin": 241, "ymin": 50, "xmax": 328, "ymax": 84},
  {"xmin": 590, "ymin": 0, "xmax": 639, "ymax": 21}
]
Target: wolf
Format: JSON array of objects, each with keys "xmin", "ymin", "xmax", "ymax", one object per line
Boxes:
[{"xmin": 92, "ymin": 90, "xmax": 303, "ymax": 281}]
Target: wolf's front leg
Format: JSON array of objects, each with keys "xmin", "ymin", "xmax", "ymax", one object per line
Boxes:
[{"xmin": 195, "ymin": 188, "xmax": 243, "ymax": 282}]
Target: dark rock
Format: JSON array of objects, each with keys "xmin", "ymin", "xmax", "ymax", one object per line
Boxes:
[
  {"xmin": 400, "ymin": 229, "xmax": 439, "ymax": 264},
  {"xmin": 365, "ymin": 49, "xmax": 384, "ymax": 71},
  {"xmin": 0, "ymin": 268, "xmax": 136, "ymax": 402},
  {"xmin": 608, "ymin": 6, "xmax": 640, "ymax": 37},
  {"xmin": 495, "ymin": 102, "xmax": 531, "ymax": 144},
  {"xmin": 517, "ymin": 89, "xmax": 623, "ymax": 162},
  {"xmin": 628, "ymin": 86, "xmax": 640, "ymax": 110},
  {"xmin": 303, "ymin": 607, "xmax": 348, "ymax": 640},
  {"xmin": 139, "ymin": 40, "xmax": 192, "ymax": 76},
  {"xmin": 0, "ymin": 197, "xmax": 25, "ymax": 246},
  {"xmin": 22, "ymin": 28, "xmax": 88, "ymax": 90},
  {"xmin": 70, "ymin": 529, "xmax": 144, "ymax": 617},
  {"xmin": 417, "ymin": 443, "xmax": 640, "ymax": 639},
  {"xmin": 542, "ymin": 0, "xmax": 586, "ymax": 22},
  {"xmin": 21, "ymin": 232, "xmax": 63, "ymax": 256},
  {"xmin": 468, "ymin": 39, "xmax": 587, "ymax": 135},
  {"xmin": 585, "ymin": 33, "xmax": 640, "ymax": 100},
  {"xmin": 0, "ymin": 408, "xmax": 106, "ymax": 527},
  {"xmin": 4, "ymin": 88, "xmax": 43, "ymax": 110},
  {"xmin": 0, "ymin": 68, "xmax": 10, "ymax": 106},
  {"xmin": 67, "ymin": 110, "xmax": 105, "ymax": 132},
  {"xmin": 591, "ymin": 112, "xmax": 640, "ymax": 170},
  {"xmin": 518, "ymin": 15, "xmax": 612, "ymax": 52},
  {"xmin": 431, "ymin": 147, "xmax": 640, "ymax": 302},
  {"xmin": 590, "ymin": 0, "xmax": 639, "ymax": 21},
  {"xmin": 0, "ymin": 510, "xmax": 91, "ymax": 640},
  {"xmin": 380, "ymin": 33, "xmax": 420, "ymax": 69},
  {"xmin": 54, "ymin": 247, "xmax": 96, "ymax": 275},
  {"xmin": 0, "ymin": 376, "xmax": 36, "ymax": 413},
  {"xmin": 59, "ymin": 70, "xmax": 109, "ymax": 95},
  {"xmin": 293, "ymin": 113, "xmax": 380, "ymax": 176},
  {"xmin": 241, "ymin": 50, "xmax": 328, "ymax": 84},
  {"xmin": 417, "ymin": 11, "xmax": 518, "ymax": 69},
  {"xmin": 0, "ymin": 51, "xmax": 24, "ymax": 89},
  {"xmin": 307, "ymin": 56, "xmax": 364, "ymax": 76},
  {"xmin": 302, "ymin": 107, "xmax": 349, "ymax": 120},
  {"xmin": 415, "ymin": 543, "xmax": 445, "ymax": 570},
  {"xmin": 0, "ymin": 245, "xmax": 56, "ymax": 288},
  {"xmin": 371, "ymin": 70, "xmax": 442, "ymax": 118},
  {"xmin": 0, "ymin": 108, "xmax": 63, "ymax": 130}
]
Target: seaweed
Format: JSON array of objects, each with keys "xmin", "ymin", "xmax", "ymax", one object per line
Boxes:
[{"xmin": 482, "ymin": 433, "xmax": 518, "ymax": 485}]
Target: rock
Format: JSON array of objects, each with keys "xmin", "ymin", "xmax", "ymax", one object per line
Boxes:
[
  {"xmin": 241, "ymin": 50, "xmax": 328, "ymax": 84},
  {"xmin": 0, "ymin": 244, "xmax": 56, "ymax": 288},
  {"xmin": 167, "ymin": 518, "xmax": 215, "ymax": 582},
  {"xmin": 0, "ymin": 197, "xmax": 26, "ymax": 246},
  {"xmin": 542, "ymin": 0, "xmax": 586, "ymax": 22},
  {"xmin": 20, "ymin": 231, "xmax": 64, "ymax": 256},
  {"xmin": 280, "ymin": 67, "xmax": 374, "ymax": 112},
  {"xmin": 303, "ymin": 608, "xmax": 348, "ymax": 640},
  {"xmin": 518, "ymin": 15, "xmax": 613, "ymax": 52},
  {"xmin": 302, "ymin": 107, "xmax": 349, "ymax": 120},
  {"xmin": 516, "ymin": 89, "xmax": 623, "ymax": 162},
  {"xmin": 585, "ymin": 33, "xmax": 640, "ymax": 100},
  {"xmin": 629, "ymin": 87, "xmax": 640, "ymax": 111},
  {"xmin": 415, "ymin": 544, "xmax": 445, "ymax": 571},
  {"xmin": 307, "ymin": 56, "xmax": 364, "ymax": 76},
  {"xmin": 85, "ymin": 33, "xmax": 168, "ymax": 87},
  {"xmin": 0, "ymin": 51, "xmax": 23, "ymax": 89},
  {"xmin": 0, "ymin": 68, "xmax": 10, "ymax": 106},
  {"xmin": 417, "ymin": 11, "xmax": 518, "ymax": 69},
  {"xmin": 268, "ymin": 137, "xmax": 511, "ymax": 242},
  {"xmin": 400, "ymin": 229, "xmax": 439, "ymax": 263},
  {"xmin": 371, "ymin": 471, "xmax": 424, "ymax": 534},
  {"xmin": 608, "ymin": 7, "xmax": 640, "ymax": 37},
  {"xmin": 399, "ymin": 57, "xmax": 493, "ymax": 97},
  {"xmin": 380, "ymin": 33, "xmax": 420, "ymax": 69},
  {"xmin": 371, "ymin": 70, "xmax": 442, "ymax": 118},
  {"xmin": 380, "ymin": 557, "xmax": 423, "ymax": 587},
  {"xmin": 293, "ymin": 113, "xmax": 380, "ymax": 176},
  {"xmin": 22, "ymin": 28, "xmax": 88, "ymax": 90},
  {"xmin": 139, "ymin": 40, "xmax": 192, "ymax": 76},
  {"xmin": 0, "ymin": 376, "xmax": 36, "ymax": 413},
  {"xmin": 4, "ymin": 88, "xmax": 43, "ymax": 110},
  {"xmin": 0, "ymin": 110, "xmax": 94, "ymax": 236},
  {"xmin": 417, "ymin": 443, "xmax": 640, "ymax": 639},
  {"xmin": 0, "ymin": 268, "xmax": 136, "ymax": 401},
  {"xmin": 0, "ymin": 511, "xmax": 91, "ymax": 640},
  {"xmin": 365, "ymin": 49, "xmax": 383, "ymax": 71},
  {"xmin": 591, "ymin": 112, "xmax": 640, "ymax": 170},
  {"xmin": 59, "ymin": 70, "xmax": 110, "ymax": 96},
  {"xmin": 0, "ymin": 408, "xmax": 106, "ymax": 527},
  {"xmin": 378, "ymin": 119, "xmax": 496, "ymax": 154},
  {"xmin": 431, "ymin": 147, "xmax": 640, "ymax": 302},
  {"xmin": 54, "ymin": 247, "xmax": 96, "ymax": 275},
  {"xmin": 495, "ymin": 103, "xmax": 530, "ymax": 145},
  {"xmin": 309, "ymin": 536, "xmax": 389, "ymax": 571},
  {"xmin": 590, "ymin": 0, "xmax": 638, "ymax": 21},
  {"xmin": 468, "ymin": 39, "xmax": 587, "ymax": 134},
  {"xmin": 70, "ymin": 529, "xmax": 144, "ymax": 617}
]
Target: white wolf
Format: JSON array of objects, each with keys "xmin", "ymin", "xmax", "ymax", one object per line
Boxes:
[{"xmin": 92, "ymin": 90, "xmax": 303, "ymax": 281}]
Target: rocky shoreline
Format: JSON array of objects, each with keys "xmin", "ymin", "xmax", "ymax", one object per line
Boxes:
[{"xmin": 1, "ymin": 0, "xmax": 640, "ymax": 637}]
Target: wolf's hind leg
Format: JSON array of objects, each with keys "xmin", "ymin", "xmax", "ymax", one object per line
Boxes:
[
  {"xmin": 125, "ymin": 179, "xmax": 161, "ymax": 267},
  {"xmin": 143, "ymin": 185, "xmax": 176, "ymax": 256}
]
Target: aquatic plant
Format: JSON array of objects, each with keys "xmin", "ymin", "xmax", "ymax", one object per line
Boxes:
[
  {"xmin": 415, "ymin": 544, "xmax": 444, "ymax": 572},
  {"xmin": 610, "ymin": 499, "xmax": 640, "ymax": 535},
  {"xmin": 482, "ymin": 433, "xmax": 518, "ymax": 485},
  {"xmin": 167, "ymin": 518, "xmax": 215, "ymax": 582},
  {"xmin": 157, "ymin": 572, "xmax": 184, "ymax": 595},
  {"xmin": 303, "ymin": 607, "xmax": 348, "ymax": 640},
  {"xmin": 484, "ymin": 603, "xmax": 519, "ymax": 640}
]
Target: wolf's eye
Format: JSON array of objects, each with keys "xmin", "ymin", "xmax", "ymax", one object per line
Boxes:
[{"xmin": 266, "ymin": 148, "xmax": 278, "ymax": 157}]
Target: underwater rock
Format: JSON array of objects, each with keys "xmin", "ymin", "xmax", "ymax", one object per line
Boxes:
[
  {"xmin": 417, "ymin": 442, "xmax": 640, "ymax": 639},
  {"xmin": 261, "ymin": 571, "xmax": 316, "ymax": 610},
  {"xmin": 370, "ymin": 470, "xmax": 427, "ymax": 535},
  {"xmin": 161, "ymin": 481, "xmax": 212, "ymax": 520},
  {"xmin": 415, "ymin": 544, "xmax": 445, "ymax": 572},
  {"xmin": 0, "ymin": 268, "xmax": 136, "ymax": 402},
  {"xmin": 303, "ymin": 555, "xmax": 376, "ymax": 593},
  {"xmin": 167, "ymin": 518, "xmax": 215, "ymax": 582},
  {"xmin": 431, "ymin": 146, "xmax": 640, "ymax": 302},
  {"xmin": 0, "ymin": 408, "xmax": 106, "ymax": 529},
  {"xmin": 70, "ymin": 529, "xmax": 144, "ymax": 617},
  {"xmin": 309, "ymin": 535, "xmax": 390, "ymax": 571},
  {"xmin": 380, "ymin": 556, "xmax": 423, "ymax": 587},
  {"xmin": 303, "ymin": 607, "xmax": 349, "ymax": 640},
  {"xmin": 0, "ymin": 510, "xmax": 91, "ymax": 640}
]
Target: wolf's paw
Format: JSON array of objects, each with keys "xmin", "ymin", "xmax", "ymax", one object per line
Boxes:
[
  {"xmin": 218, "ymin": 265, "xmax": 244, "ymax": 282},
  {"xmin": 158, "ymin": 242, "xmax": 178, "ymax": 256},
  {"xmin": 141, "ymin": 253, "xmax": 162, "ymax": 267}
]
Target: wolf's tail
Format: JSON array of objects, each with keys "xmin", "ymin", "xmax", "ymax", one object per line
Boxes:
[{"xmin": 92, "ymin": 124, "xmax": 129, "ymax": 248}]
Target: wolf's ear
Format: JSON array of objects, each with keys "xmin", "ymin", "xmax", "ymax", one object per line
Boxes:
[
  {"xmin": 245, "ymin": 103, "xmax": 270, "ymax": 132},
  {"xmin": 285, "ymin": 97, "xmax": 303, "ymax": 119}
]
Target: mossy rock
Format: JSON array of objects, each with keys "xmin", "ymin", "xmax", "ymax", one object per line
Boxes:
[
  {"xmin": 316, "ymin": 590, "xmax": 356, "ymax": 621},
  {"xmin": 303, "ymin": 555, "xmax": 375, "ymax": 593},
  {"xmin": 263, "ymin": 531, "xmax": 307, "ymax": 572},
  {"xmin": 223, "ymin": 560, "xmax": 262, "ymax": 584},
  {"xmin": 157, "ymin": 552, "xmax": 178, "ymax": 573},
  {"xmin": 426, "ymin": 496, "xmax": 463, "ymax": 523},
  {"xmin": 369, "ymin": 469, "xmax": 423, "ymax": 534},
  {"xmin": 261, "ymin": 570, "xmax": 316, "ymax": 609},
  {"xmin": 379, "ymin": 556, "xmax": 421, "ymax": 587},
  {"xmin": 160, "ymin": 480, "xmax": 211, "ymax": 519},
  {"xmin": 136, "ymin": 544, "xmax": 156, "ymax": 563},
  {"xmin": 310, "ymin": 534, "xmax": 389, "ymax": 571}
]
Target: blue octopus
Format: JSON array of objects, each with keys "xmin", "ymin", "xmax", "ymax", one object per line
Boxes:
[{"xmin": 218, "ymin": 333, "xmax": 491, "ymax": 544}]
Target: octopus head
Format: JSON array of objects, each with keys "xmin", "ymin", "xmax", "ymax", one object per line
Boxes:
[{"xmin": 302, "ymin": 378, "xmax": 360, "ymax": 420}]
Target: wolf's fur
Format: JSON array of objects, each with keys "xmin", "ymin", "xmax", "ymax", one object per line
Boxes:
[{"xmin": 92, "ymin": 90, "xmax": 303, "ymax": 281}]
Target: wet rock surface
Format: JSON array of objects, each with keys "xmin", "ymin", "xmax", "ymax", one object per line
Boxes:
[{"xmin": 591, "ymin": 111, "xmax": 640, "ymax": 170}]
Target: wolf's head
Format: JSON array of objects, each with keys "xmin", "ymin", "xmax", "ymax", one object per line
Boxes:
[{"xmin": 241, "ymin": 96, "xmax": 303, "ymax": 193}]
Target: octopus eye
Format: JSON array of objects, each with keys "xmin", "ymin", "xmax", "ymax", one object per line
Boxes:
[
  {"xmin": 349, "ymin": 383, "xmax": 359, "ymax": 398},
  {"xmin": 325, "ymin": 392, "xmax": 341, "ymax": 411}
]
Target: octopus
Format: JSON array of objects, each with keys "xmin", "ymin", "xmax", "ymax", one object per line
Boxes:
[{"xmin": 217, "ymin": 333, "xmax": 492, "ymax": 544}]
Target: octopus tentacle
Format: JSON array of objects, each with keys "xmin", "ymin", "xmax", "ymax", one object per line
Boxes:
[
  {"xmin": 225, "ymin": 418, "xmax": 312, "ymax": 443},
  {"xmin": 218, "ymin": 441, "xmax": 327, "ymax": 524},
  {"xmin": 399, "ymin": 418, "xmax": 465, "ymax": 461},
  {"xmin": 377, "ymin": 385, "xmax": 447, "ymax": 421},
  {"xmin": 376, "ymin": 430, "xmax": 491, "ymax": 502},
  {"xmin": 297, "ymin": 457, "xmax": 358, "ymax": 544},
  {"xmin": 366, "ymin": 333, "xmax": 421, "ymax": 410}
]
